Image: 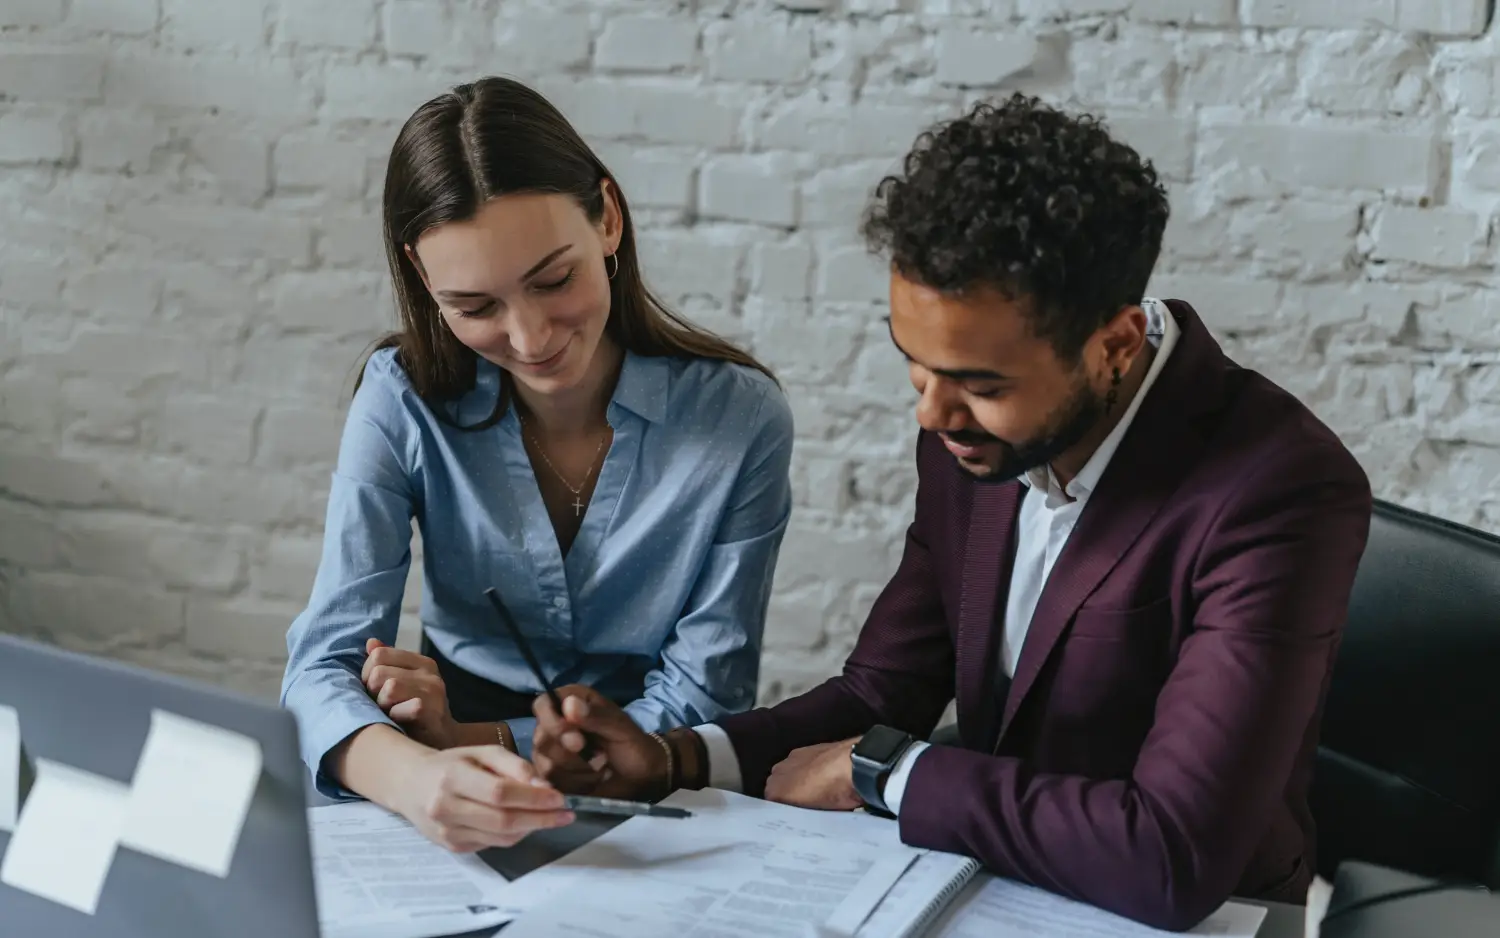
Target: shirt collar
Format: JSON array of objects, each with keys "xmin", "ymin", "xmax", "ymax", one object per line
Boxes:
[
  {"xmin": 1021, "ymin": 297, "xmax": 1179, "ymax": 504},
  {"xmin": 607, "ymin": 349, "xmax": 670, "ymax": 424}
]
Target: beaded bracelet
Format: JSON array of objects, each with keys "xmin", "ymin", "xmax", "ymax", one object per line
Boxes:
[{"xmin": 648, "ymin": 731, "xmax": 675, "ymax": 796}]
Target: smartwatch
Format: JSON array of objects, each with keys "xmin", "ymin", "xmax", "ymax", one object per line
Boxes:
[{"xmin": 851, "ymin": 725, "xmax": 916, "ymax": 818}]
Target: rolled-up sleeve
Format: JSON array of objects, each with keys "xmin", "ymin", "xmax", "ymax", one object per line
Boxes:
[
  {"xmin": 623, "ymin": 386, "xmax": 795, "ymax": 733},
  {"xmin": 279, "ymin": 364, "xmax": 419, "ymax": 800}
]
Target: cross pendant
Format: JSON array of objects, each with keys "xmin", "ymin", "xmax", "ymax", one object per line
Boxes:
[{"xmin": 572, "ymin": 496, "xmax": 585, "ymax": 517}]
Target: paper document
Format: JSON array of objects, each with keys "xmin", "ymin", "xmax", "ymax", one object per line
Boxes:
[
  {"xmin": 0, "ymin": 703, "xmax": 19, "ymax": 831},
  {"xmin": 928, "ymin": 874, "xmax": 1268, "ymax": 938},
  {"xmin": 496, "ymin": 788, "xmax": 939, "ymax": 937},
  {"xmin": 0, "ymin": 758, "xmax": 129, "ymax": 914},
  {"xmin": 309, "ymin": 800, "xmax": 518, "ymax": 938},
  {"xmin": 502, "ymin": 827, "xmax": 916, "ymax": 938},
  {"xmin": 119, "ymin": 709, "xmax": 263, "ymax": 878}
]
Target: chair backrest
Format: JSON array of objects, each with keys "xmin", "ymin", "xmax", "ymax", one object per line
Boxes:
[{"xmin": 1310, "ymin": 499, "xmax": 1500, "ymax": 889}]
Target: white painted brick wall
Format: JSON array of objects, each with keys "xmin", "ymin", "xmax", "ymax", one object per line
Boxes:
[{"xmin": 2, "ymin": 0, "xmax": 1499, "ymax": 706}]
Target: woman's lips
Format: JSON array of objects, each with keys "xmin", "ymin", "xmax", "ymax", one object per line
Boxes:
[{"xmin": 512, "ymin": 343, "xmax": 568, "ymax": 373}]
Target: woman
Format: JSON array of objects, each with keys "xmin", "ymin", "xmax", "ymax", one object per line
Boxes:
[{"xmin": 279, "ymin": 76, "xmax": 793, "ymax": 852}]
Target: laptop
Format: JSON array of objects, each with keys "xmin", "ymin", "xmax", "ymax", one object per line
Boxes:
[{"xmin": 0, "ymin": 633, "xmax": 319, "ymax": 938}]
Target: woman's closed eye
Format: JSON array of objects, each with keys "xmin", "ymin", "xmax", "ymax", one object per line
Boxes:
[
  {"xmin": 447, "ymin": 270, "xmax": 573, "ymax": 317},
  {"xmin": 533, "ymin": 269, "xmax": 575, "ymax": 292},
  {"xmin": 451, "ymin": 303, "xmax": 495, "ymax": 319}
]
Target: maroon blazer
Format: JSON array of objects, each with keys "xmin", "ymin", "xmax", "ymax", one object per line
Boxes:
[{"xmin": 716, "ymin": 300, "xmax": 1373, "ymax": 931}]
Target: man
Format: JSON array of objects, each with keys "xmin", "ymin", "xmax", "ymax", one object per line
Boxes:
[{"xmin": 529, "ymin": 94, "xmax": 1373, "ymax": 931}]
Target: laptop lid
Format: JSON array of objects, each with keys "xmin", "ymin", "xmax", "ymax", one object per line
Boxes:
[{"xmin": 0, "ymin": 633, "xmax": 318, "ymax": 938}]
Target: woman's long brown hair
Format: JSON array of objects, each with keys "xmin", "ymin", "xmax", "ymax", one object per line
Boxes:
[{"xmin": 360, "ymin": 75, "xmax": 775, "ymax": 429}]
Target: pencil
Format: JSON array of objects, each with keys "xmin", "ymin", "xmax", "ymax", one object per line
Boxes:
[
  {"xmin": 484, "ymin": 587, "xmax": 564, "ymax": 714},
  {"xmin": 482, "ymin": 587, "xmax": 595, "ymax": 759}
]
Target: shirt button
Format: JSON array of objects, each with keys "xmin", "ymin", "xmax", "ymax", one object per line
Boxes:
[{"xmin": 553, "ymin": 596, "xmax": 567, "ymax": 609}]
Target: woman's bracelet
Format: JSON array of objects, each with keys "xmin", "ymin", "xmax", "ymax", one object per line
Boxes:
[{"xmin": 495, "ymin": 722, "xmax": 516, "ymax": 753}]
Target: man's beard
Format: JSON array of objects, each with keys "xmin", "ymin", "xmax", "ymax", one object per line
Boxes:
[{"xmin": 952, "ymin": 379, "xmax": 1108, "ymax": 485}]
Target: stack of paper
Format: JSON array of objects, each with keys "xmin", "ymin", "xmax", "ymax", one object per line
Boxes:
[
  {"xmin": 491, "ymin": 789, "xmax": 978, "ymax": 937},
  {"xmin": 309, "ymin": 801, "xmax": 520, "ymax": 938},
  {"xmin": 491, "ymin": 789, "xmax": 1270, "ymax": 938},
  {"xmin": 925, "ymin": 875, "xmax": 1268, "ymax": 938},
  {"xmin": 501, "ymin": 828, "xmax": 918, "ymax": 937}
]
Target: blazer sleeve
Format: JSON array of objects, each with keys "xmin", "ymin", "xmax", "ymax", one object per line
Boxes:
[
  {"xmin": 713, "ymin": 431, "xmax": 957, "ymax": 794},
  {"xmin": 894, "ymin": 441, "xmax": 1373, "ymax": 931}
]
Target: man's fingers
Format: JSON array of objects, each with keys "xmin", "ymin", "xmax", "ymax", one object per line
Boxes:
[
  {"xmin": 534, "ymin": 756, "xmax": 604, "ymax": 794},
  {"xmin": 532, "ymin": 730, "xmax": 599, "ymax": 779},
  {"xmin": 562, "ymin": 695, "xmax": 590, "ymax": 723},
  {"xmin": 532, "ymin": 693, "xmax": 564, "ymax": 726},
  {"xmin": 545, "ymin": 685, "xmax": 632, "ymax": 741}
]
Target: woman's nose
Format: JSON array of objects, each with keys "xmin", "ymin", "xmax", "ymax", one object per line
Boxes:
[{"xmin": 507, "ymin": 305, "xmax": 555, "ymax": 361}]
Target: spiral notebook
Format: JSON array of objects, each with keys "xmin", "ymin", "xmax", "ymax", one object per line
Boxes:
[
  {"xmin": 492, "ymin": 787, "xmax": 981, "ymax": 937},
  {"xmin": 857, "ymin": 848, "xmax": 982, "ymax": 937}
]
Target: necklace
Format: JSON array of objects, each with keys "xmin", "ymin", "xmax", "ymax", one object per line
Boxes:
[{"xmin": 520, "ymin": 414, "xmax": 609, "ymax": 517}]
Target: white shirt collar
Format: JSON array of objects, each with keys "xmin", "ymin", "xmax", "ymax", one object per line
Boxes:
[{"xmin": 1021, "ymin": 298, "xmax": 1179, "ymax": 507}]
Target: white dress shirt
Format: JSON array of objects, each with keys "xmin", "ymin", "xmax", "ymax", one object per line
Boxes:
[{"xmin": 697, "ymin": 299, "xmax": 1180, "ymax": 812}]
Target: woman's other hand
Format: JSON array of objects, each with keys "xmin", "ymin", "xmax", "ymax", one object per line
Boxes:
[{"xmin": 362, "ymin": 638, "xmax": 461, "ymax": 750}]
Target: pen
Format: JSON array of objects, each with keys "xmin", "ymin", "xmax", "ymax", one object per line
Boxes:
[
  {"xmin": 482, "ymin": 587, "xmax": 596, "ymax": 760},
  {"xmin": 563, "ymin": 795, "xmax": 692, "ymax": 819}
]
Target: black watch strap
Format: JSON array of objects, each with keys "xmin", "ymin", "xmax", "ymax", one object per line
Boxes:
[{"xmin": 851, "ymin": 731, "xmax": 915, "ymax": 817}]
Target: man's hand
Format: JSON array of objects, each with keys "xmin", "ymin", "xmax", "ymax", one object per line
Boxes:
[
  {"xmin": 532, "ymin": 685, "xmax": 668, "ymax": 800},
  {"xmin": 764, "ymin": 738, "xmax": 862, "ymax": 811},
  {"xmin": 361, "ymin": 638, "xmax": 460, "ymax": 750}
]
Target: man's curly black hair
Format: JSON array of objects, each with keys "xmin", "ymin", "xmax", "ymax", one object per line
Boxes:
[{"xmin": 861, "ymin": 93, "xmax": 1171, "ymax": 364}]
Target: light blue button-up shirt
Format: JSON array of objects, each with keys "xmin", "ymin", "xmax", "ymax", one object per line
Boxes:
[{"xmin": 280, "ymin": 346, "xmax": 794, "ymax": 798}]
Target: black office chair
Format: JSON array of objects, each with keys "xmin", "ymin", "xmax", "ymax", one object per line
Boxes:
[
  {"xmin": 1310, "ymin": 499, "xmax": 1500, "ymax": 889},
  {"xmin": 925, "ymin": 499, "xmax": 1500, "ymax": 889}
]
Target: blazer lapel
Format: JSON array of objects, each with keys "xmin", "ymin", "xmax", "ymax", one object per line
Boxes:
[
  {"xmin": 954, "ymin": 480, "xmax": 1023, "ymax": 748},
  {"xmin": 994, "ymin": 299, "xmax": 1225, "ymax": 746}
]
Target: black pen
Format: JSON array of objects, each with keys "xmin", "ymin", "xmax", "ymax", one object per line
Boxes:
[
  {"xmin": 482, "ymin": 587, "xmax": 596, "ymax": 760},
  {"xmin": 563, "ymin": 795, "xmax": 691, "ymax": 820}
]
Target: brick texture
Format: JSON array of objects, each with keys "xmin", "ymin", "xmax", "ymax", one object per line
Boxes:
[{"xmin": 2, "ymin": 0, "xmax": 1499, "ymax": 703}]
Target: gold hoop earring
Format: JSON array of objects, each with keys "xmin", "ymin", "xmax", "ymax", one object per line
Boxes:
[{"xmin": 605, "ymin": 252, "xmax": 619, "ymax": 280}]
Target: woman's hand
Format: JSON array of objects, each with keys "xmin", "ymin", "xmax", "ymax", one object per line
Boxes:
[
  {"xmin": 362, "ymin": 638, "xmax": 461, "ymax": 750},
  {"xmin": 389, "ymin": 743, "xmax": 576, "ymax": 851},
  {"xmin": 532, "ymin": 685, "xmax": 668, "ymax": 800}
]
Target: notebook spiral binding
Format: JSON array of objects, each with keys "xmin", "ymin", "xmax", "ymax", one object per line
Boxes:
[{"xmin": 895, "ymin": 859, "xmax": 983, "ymax": 938}]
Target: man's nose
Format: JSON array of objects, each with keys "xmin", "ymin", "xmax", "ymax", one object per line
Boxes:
[{"xmin": 914, "ymin": 380, "xmax": 967, "ymax": 433}]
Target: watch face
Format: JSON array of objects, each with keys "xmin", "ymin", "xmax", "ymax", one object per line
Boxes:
[{"xmin": 855, "ymin": 725, "xmax": 910, "ymax": 764}]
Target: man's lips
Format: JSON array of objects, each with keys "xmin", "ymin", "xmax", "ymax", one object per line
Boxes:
[{"xmin": 941, "ymin": 434, "xmax": 993, "ymax": 459}]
